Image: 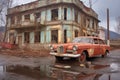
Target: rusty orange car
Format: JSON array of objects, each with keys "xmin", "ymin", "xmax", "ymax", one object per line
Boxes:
[{"xmin": 49, "ymin": 36, "xmax": 110, "ymax": 63}]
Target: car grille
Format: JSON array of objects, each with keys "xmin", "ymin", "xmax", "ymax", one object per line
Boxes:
[{"xmin": 57, "ymin": 46, "xmax": 64, "ymax": 53}]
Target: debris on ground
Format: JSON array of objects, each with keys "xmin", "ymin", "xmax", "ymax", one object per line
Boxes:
[{"xmin": 0, "ymin": 48, "xmax": 50, "ymax": 57}]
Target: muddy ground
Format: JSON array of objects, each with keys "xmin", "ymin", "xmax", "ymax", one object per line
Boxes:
[{"xmin": 0, "ymin": 49, "xmax": 120, "ymax": 80}]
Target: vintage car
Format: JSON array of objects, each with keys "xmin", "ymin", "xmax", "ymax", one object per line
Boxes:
[{"xmin": 49, "ymin": 36, "xmax": 110, "ymax": 63}]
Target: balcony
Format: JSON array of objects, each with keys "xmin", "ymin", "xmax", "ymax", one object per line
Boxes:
[
  {"xmin": 21, "ymin": 21, "xmax": 35, "ymax": 27},
  {"xmin": 9, "ymin": 20, "xmax": 45, "ymax": 30}
]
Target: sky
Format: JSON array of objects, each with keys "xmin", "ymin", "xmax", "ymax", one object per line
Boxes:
[{"xmin": 16, "ymin": 0, "xmax": 120, "ymax": 32}]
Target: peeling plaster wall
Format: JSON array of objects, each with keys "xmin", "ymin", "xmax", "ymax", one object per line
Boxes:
[
  {"xmin": 30, "ymin": 32, "xmax": 34, "ymax": 44},
  {"xmin": 47, "ymin": 9, "xmax": 51, "ymax": 21},
  {"xmin": 41, "ymin": 31, "xmax": 45, "ymax": 43},
  {"xmin": 67, "ymin": 8, "xmax": 72, "ymax": 20},
  {"xmin": 41, "ymin": 11, "xmax": 46, "ymax": 24}
]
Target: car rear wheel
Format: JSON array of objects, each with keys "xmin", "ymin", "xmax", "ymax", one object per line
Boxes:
[
  {"xmin": 55, "ymin": 56, "xmax": 63, "ymax": 61},
  {"xmin": 79, "ymin": 52, "xmax": 87, "ymax": 63}
]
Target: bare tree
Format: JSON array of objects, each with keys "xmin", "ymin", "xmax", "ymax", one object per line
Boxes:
[
  {"xmin": 115, "ymin": 16, "xmax": 120, "ymax": 34},
  {"xmin": 0, "ymin": 0, "xmax": 13, "ymax": 42}
]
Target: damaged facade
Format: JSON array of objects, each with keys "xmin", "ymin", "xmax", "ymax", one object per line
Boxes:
[{"xmin": 7, "ymin": 0, "xmax": 99, "ymax": 49}]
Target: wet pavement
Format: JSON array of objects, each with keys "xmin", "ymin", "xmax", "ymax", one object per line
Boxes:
[{"xmin": 0, "ymin": 49, "xmax": 120, "ymax": 80}]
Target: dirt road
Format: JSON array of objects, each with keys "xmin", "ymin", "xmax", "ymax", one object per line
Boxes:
[{"xmin": 0, "ymin": 49, "xmax": 120, "ymax": 80}]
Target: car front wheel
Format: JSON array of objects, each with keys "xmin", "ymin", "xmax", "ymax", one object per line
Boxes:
[{"xmin": 78, "ymin": 52, "xmax": 87, "ymax": 63}]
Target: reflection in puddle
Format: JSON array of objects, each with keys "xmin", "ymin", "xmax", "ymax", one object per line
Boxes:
[
  {"xmin": 0, "ymin": 63, "xmax": 119, "ymax": 80},
  {"xmin": 92, "ymin": 65, "xmax": 109, "ymax": 70},
  {"xmin": 110, "ymin": 63, "xmax": 119, "ymax": 72},
  {"xmin": 0, "ymin": 65, "xmax": 54, "ymax": 80},
  {"xmin": 6, "ymin": 65, "xmax": 52, "ymax": 80},
  {"xmin": 50, "ymin": 67, "xmax": 97, "ymax": 80},
  {"xmin": 0, "ymin": 66, "xmax": 4, "ymax": 72},
  {"xmin": 0, "ymin": 65, "xmax": 6, "ymax": 74}
]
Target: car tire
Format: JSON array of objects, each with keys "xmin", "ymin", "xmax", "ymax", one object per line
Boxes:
[
  {"xmin": 78, "ymin": 52, "xmax": 87, "ymax": 63},
  {"xmin": 102, "ymin": 51, "xmax": 108, "ymax": 58},
  {"xmin": 55, "ymin": 56, "xmax": 63, "ymax": 61}
]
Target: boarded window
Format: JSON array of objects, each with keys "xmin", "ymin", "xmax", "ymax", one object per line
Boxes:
[
  {"xmin": 51, "ymin": 30, "xmax": 58, "ymax": 43},
  {"xmin": 34, "ymin": 31, "xmax": 40, "ymax": 43},
  {"xmin": 51, "ymin": 9, "xmax": 58, "ymax": 21},
  {"xmin": 64, "ymin": 8, "xmax": 67, "ymax": 20},
  {"xmin": 24, "ymin": 32, "xmax": 30, "ymax": 43},
  {"xmin": 75, "ymin": 10, "xmax": 78, "ymax": 23},
  {"xmin": 24, "ymin": 14, "xmax": 30, "ymax": 20},
  {"xmin": 75, "ymin": 30, "xmax": 79, "ymax": 37}
]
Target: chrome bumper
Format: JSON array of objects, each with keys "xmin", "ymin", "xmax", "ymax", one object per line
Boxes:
[{"xmin": 50, "ymin": 52, "xmax": 80, "ymax": 58}]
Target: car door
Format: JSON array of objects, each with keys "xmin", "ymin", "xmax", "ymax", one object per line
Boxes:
[
  {"xmin": 99, "ymin": 39, "xmax": 106, "ymax": 54},
  {"xmin": 92, "ymin": 38, "xmax": 100, "ymax": 56}
]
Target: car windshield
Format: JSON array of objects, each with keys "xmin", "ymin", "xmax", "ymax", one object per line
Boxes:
[{"xmin": 72, "ymin": 37, "xmax": 92, "ymax": 43}]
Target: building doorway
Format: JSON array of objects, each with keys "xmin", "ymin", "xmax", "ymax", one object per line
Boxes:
[
  {"xmin": 9, "ymin": 33, "xmax": 15, "ymax": 44},
  {"xmin": 64, "ymin": 30, "xmax": 67, "ymax": 43},
  {"xmin": 18, "ymin": 36, "xmax": 22, "ymax": 48},
  {"xmin": 51, "ymin": 30, "xmax": 58, "ymax": 43}
]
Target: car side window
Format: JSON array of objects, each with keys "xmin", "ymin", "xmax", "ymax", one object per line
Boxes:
[
  {"xmin": 94, "ymin": 39, "xmax": 99, "ymax": 44},
  {"xmin": 99, "ymin": 39, "xmax": 105, "ymax": 44}
]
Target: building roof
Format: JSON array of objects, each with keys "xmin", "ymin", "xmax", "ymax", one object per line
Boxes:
[{"xmin": 8, "ymin": 0, "xmax": 98, "ymax": 20}]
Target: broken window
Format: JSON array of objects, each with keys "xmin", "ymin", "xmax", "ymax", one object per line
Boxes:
[
  {"xmin": 16, "ymin": 15, "xmax": 21, "ymax": 24},
  {"xmin": 24, "ymin": 14, "xmax": 30, "ymax": 21},
  {"xmin": 51, "ymin": 9, "xmax": 58, "ymax": 21},
  {"xmin": 24, "ymin": 32, "xmax": 30, "ymax": 43},
  {"xmin": 87, "ymin": 19, "xmax": 90, "ymax": 28},
  {"xmin": 92, "ymin": 19, "xmax": 94, "ymax": 29},
  {"xmin": 64, "ymin": 30, "xmax": 67, "ymax": 43},
  {"xmin": 35, "ymin": 13, "xmax": 41, "ymax": 19},
  {"xmin": 75, "ymin": 30, "xmax": 79, "ymax": 37},
  {"xmin": 35, "ymin": 12, "xmax": 41, "ymax": 22},
  {"xmin": 34, "ymin": 31, "xmax": 41, "ymax": 43},
  {"xmin": 64, "ymin": 8, "xmax": 67, "ymax": 20},
  {"xmin": 35, "ymin": 13, "xmax": 41, "ymax": 18},
  {"xmin": 75, "ymin": 10, "xmax": 78, "ymax": 23},
  {"xmin": 51, "ymin": 30, "xmax": 58, "ymax": 43}
]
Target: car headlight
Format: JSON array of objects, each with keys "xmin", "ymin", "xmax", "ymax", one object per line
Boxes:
[{"xmin": 73, "ymin": 46, "xmax": 78, "ymax": 51}]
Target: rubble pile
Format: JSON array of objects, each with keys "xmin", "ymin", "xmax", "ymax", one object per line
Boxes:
[{"xmin": 0, "ymin": 48, "xmax": 50, "ymax": 57}]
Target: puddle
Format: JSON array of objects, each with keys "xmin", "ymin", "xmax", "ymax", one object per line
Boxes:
[
  {"xmin": 99, "ymin": 73, "xmax": 120, "ymax": 80},
  {"xmin": 0, "ymin": 65, "xmax": 5, "ymax": 74},
  {"xmin": 0, "ymin": 62, "xmax": 119, "ymax": 80},
  {"xmin": 110, "ymin": 63, "xmax": 120, "ymax": 72},
  {"xmin": 0, "ymin": 64, "xmax": 54, "ymax": 80},
  {"xmin": 92, "ymin": 65, "xmax": 109, "ymax": 70}
]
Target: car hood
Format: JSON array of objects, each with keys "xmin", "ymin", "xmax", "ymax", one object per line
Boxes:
[{"xmin": 52, "ymin": 43, "xmax": 91, "ymax": 49}]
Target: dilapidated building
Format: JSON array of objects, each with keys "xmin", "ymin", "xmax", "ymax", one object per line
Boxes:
[{"xmin": 7, "ymin": 0, "xmax": 99, "ymax": 49}]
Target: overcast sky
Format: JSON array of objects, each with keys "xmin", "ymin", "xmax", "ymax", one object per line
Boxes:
[{"xmin": 16, "ymin": 0, "xmax": 120, "ymax": 32}]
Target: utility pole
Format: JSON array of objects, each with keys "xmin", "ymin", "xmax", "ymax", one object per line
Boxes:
[{"xmin": 107, "ymin": 8, "xmax": 110, "ymax": 46}]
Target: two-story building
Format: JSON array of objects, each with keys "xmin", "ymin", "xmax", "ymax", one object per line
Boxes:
[{"xmin": 7, "ymin": 0, "xmax": 99, "ymax": 49}]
